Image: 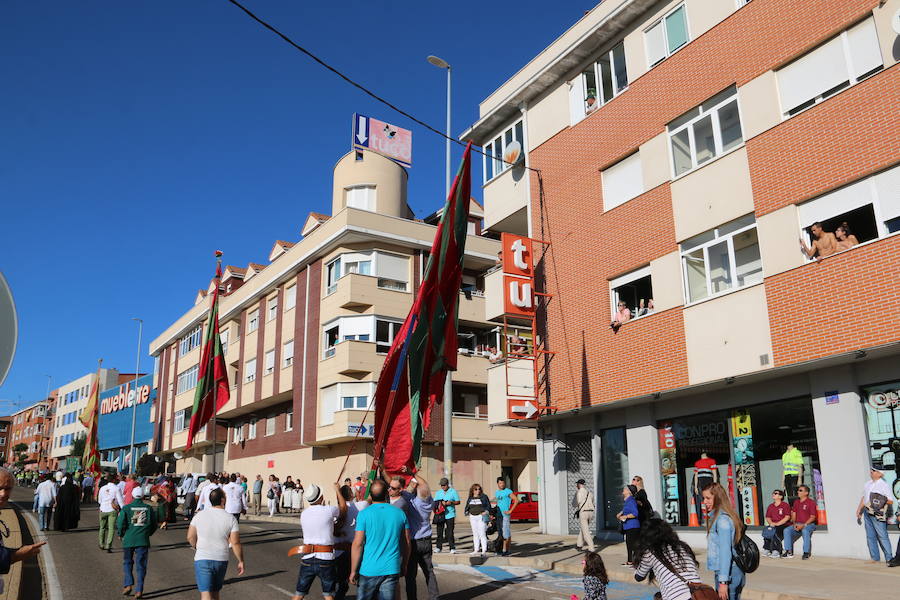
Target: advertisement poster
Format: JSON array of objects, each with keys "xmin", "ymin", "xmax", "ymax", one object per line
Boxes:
[
  {"xmin": 730, "ymin": 408, "xmax": 759, "ymax": 526},
  {"xmin": 658, "ymin": 422, "xmax": 680, "ymax": 525},
  {"xmin": 862, "ymin": 383, "xmax": 900, "ymax": 525}
]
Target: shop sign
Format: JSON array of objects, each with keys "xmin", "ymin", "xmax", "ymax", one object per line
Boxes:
[
  {"xmin": 825, "ymin": 390, "xmax": 840, "ymax": 405},
  {"xmin": 501, "ymin": 233, "xmax": 535, "ymax": 317},
  {"xmin": 730, "ymin": 409, "xmax": 759, "ymax": 526},
  {"xmin": 867, "ymin": 388, "xmax": 900, "ymax": 410},
  {"xmin": 352, "ymin": 113, "xmax": 412, "ymax": 167},
  {"xmin": 100, "ymin": 383, "xmax": 152, "ymax": 415},
  {"xmin": 657, "ymin": 422, "xmax": 680, "ymax": 525}
]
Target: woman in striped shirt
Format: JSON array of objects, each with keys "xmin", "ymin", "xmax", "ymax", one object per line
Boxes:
[{"xmin": 634, "ymin": 518, "xmax": 705, "ymax": 600}]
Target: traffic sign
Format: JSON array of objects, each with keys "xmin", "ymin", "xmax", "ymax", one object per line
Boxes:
[
  {"xmin": 508, "ymin": 399, "xmax": 539, "ymax": 420},
  {"xmin": 348, "ymin": 423, "xmax": 373, "ymax": 437},
  {"xmin": 352, "ymin": 113, "xmax": 412, "ymax": 167}
]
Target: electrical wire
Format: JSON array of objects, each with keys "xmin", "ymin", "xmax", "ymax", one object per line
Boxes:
[{"xmin": 225, "ymin": 0, "xmax": 538, "ymax": 173}]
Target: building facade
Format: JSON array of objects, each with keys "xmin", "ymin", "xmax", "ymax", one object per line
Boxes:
[
  {"xmin": 49, "ymin": 368, "xmax": 122, "ymax": 465},
  {"xmin": 0, "ymin": 417, "xmax": 11, "ymax": 466},
  {"xmin": 98, "ymin": 373, "xmax": 156, "ymax": 473},
  {"xmin": 10, "ymin": 397, "xmax": 54, "ymax": 471},
  {"xmin": 149, "ymin": 148, "xmax": 537, "ymax": 494},
  {"xmin": 465, "ymin": 0, "xmax": 900, "ymax": 558}
]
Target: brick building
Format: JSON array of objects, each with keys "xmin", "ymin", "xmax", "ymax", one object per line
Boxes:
[
  {"xmin": 464, "ymin": 0, "xmax": 900, "ymax": 558},
  {"xmin": 149, "ymin": 147, "xmax": 537, "ymax": 494},
  {"xmin": 10, "ymin": 396, "xmax": 55, "ymax": 471},
  {"xmin": 0, "ymin": 417, "xmax": 11, "ymax": 466}
]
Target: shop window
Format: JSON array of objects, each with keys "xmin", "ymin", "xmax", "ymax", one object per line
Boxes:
[
  {"xmin": 862, "ymin": 383, "xmax": 900, "ymax": 510},
  {"xmin": 658, "ymin": 397, "xmax": 825, "ymax": 528},
  {"xmin": 610, "ymin": 266, "xmax": 654, "ymax": 321},
  {"xmin": 599, "ymin": 428, "xmax": 629, "ymax": 530},
  {"xmin": 681, "ymin": 214, "xmax": 761, "ymax": 304},
  {"xmin": 668, "ymin": 86, "xmax": 742, "ymax": 177}
]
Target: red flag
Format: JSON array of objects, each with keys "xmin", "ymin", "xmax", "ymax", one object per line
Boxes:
[{"xmin": 78, "ymin": 364, "xmax": 103, "ymax": 475}]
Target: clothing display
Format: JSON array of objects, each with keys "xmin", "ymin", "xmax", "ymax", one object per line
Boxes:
[{"xmin": 782, "ymin": 446, "xmax": 803, "ymax": 498}]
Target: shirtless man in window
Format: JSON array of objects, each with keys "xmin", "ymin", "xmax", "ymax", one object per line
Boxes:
[{"xmin": 799, "ymin": 222, "xmax": 838, "ymax": 261}]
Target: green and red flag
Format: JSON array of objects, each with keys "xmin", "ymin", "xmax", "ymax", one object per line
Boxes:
[
  {"xmin": 78, "ymin": 362, "xmax": 103, "ymax": 475},
  {"xmin": 185, "ymin": 254, "xmax": 230, "ymax": 450},
  {"xmin": 372, "ymin": 142, "xmax": 473, "ymax": 475}
]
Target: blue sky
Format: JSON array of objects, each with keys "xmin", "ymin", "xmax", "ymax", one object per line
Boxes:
[{"xmin": 0, "ymin": 1, "xmax": 594, "ymax": 410}]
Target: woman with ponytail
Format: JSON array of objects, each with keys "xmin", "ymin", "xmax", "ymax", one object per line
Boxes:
[{"xmin": 702, "ymin": 483, "xmax": 745, "ymax": 600}]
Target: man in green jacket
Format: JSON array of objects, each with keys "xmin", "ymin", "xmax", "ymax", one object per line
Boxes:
[{"xmin": 116, "ymin": 488, "xmax": 158, "ymax": 598}]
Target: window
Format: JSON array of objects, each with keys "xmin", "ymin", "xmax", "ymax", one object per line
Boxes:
[
  {"xmin": 668, "ymin": 86, "xmax": 742, "ymax": 177},
  {"xmin": 325, "ymin": 258, "xmax": 341, "ymax": 295},
  {"xmin": 601, "ymin": 153, "xmax": 644, "ymax": 211},
  {"xmin": 247, "ymin": 309, "xmax": 259, "ymax": 333},
  {"xmin": 321, "ymin": 382, "xmax": 376, "ymax": 424},
  {"xmin": 376, "ymin": 319, "xmax": 402, "ymax": 353},
  {"xmin": 344, "ymin": 253, "xmax": 372, "ymax": 276},
  {"xmin": 610, "ymin": 266, "xmax": 655, "ymax": 320},
  {"xmin": 376, "ymin": 253, "xmax": 408, "ymax": 291},
  {"xmin": 244, "ymin": 358, "xmax": 257, "ymax": 383},
  {"xmin": 777, "ymin": 17, "xmax": 882, "ymax": 117},
  {"xmin": 736, "ymin": 0, "xmax": 752, "ymax": 6},
  {"xmin": 483, "ymin": 120, "xmax": 525, "ymax": 182},
  {"xmin": 219, "ymin": 328, "xmax": 230, "ymax": 355},
  {"xmin": 323, "ymin": 326, "xmax": 339, "ymax": 358},
  {"xmin": 283, "ymin": 340, "xmax": 294, "ymax": 367},
  {"xmin": 176, "ymin": 365, "xmax": 199, "ymax": 394},
  {"xmin": 248, "ymin": 419, "xmax": 257, "ymax": 439},
  {"xmin": 285, "ymin": 410, "xmax": 293, "ymax": 431},
  {"xmin": 645, "ymin": 4, "xmax": 689, "ymax": 67},
  {"xmin": 578, "ymin": 41, "xmax": 628, "ymax": 118},
  {"xmin": 797, "ymin": 164, "xmax": 900, "ymax": 255},
  {"xmin": 267, "ymin": 296, "xmax": 278, "ymax": 321},
  {"xmin": 173, "ymin": 408, "xmax": 192, "ymax": 433},
  {"xmin": 680, "ymin": 215, "xmax": 762, "ymax": 303},
  {"xmin": 346, "ymin": 185, "xmax": 376, "ymax": 211},
  {"xmin": 232, "ymin": 424, "xmax": 243, "ymax": 444},
  {"xmin": 285, "ymin": 285, "xmax": 296, "ymax": 311},
  {"xmin": 342, "ymin": 394, "xmax": 368, "ymax": 409},
  {"xmin": 179, "ymin": 325, "xmax": 202, "ymax": 356},
  {"xmin": 265, "ymin": 415, "xmax": 276, "ymax": 436},
  {"xmin": 264, "ymin": 350, "xmax": 275, "ymax": 375}
]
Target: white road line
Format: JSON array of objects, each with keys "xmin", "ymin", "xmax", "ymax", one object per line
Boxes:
[
  {"xmin": 246, "ymin": 525, "xmax": 266, "ymax": 530},
  {"xmin": 267, "ymin": 583, "xmax": 294, "ymax": 596},
  {"xmin": 19, "ymin": 506, "xmax": 62, "ymax": 600}
]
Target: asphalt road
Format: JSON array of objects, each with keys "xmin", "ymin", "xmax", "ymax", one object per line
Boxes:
[{"xmin": 13, "ymin": 488, "xmax": 655, "ymax": 599}]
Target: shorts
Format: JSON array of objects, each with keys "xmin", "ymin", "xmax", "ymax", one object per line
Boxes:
[
  {"xmin": 501, "ymin": 513, "xmax": 511, "ymax": 538},
  {"xmin": 194, "ymin": 560, "xmax": 229, "ymax": 592},
  {"xmin": 296, "ymin": 557, "xmax": 336, "ymax": 595}
]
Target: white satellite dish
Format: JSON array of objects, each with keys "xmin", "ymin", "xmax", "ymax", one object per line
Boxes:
[
  {"xmin": 0, "ymin": 272, "xmax": 17, "ymax": 387},
  {"xmin": 893, "ymin": 7, "xmax": 900, "ymax": 35},
  {"xmin": 173, "ymin": 451, "xmax": 183, "ymax": 460},
  {"xmin": 502, "ymin": 140, "xmax": 524, "ymax": 166}
]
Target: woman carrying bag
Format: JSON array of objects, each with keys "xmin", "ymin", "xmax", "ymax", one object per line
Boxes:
[
  {"xmin": 634, "ymin": 518, "xmax": 715, "ymax": 600},
  {"xmin": 702, "ymin": 483, "xmax": 745, "ymax": 600}
]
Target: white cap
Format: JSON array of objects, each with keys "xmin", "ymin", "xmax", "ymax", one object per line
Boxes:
[
  {"xmin": 132, "ymin": 488, "xmax": 144, "ymax": 499},
  {"xmin": 304, "ymin": 484, "xmax": 322, "ymax": 504}
]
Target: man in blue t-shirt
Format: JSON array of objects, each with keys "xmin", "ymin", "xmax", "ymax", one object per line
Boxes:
[
  {"xmin": 433, "ymin": 477, "xmax": 460, "ymax": 553},
  {"xmin": 351, "ymin": 480, "xmax": 410, "ymax": 600},
  {"xmin": 494, "ymin": 477, "xmax": 518, "ymax": 557}
]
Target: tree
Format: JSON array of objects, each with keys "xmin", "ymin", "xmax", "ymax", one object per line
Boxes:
[
  {"xmin": 12, "ymin": 443, "xmax": 27, "ymax": 454},
  {"xmin": 71, "ymin": 434, "xmax": 86, "ymax": 461}
]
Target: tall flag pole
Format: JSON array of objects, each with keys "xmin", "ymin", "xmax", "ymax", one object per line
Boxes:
[
  {"xmin": 371, "ymin": 143, "xmax": 473, "ymax": 477},
  {"xmin": 78, "ymin": 359, "xmax": 103, "ymax": 476},
  {"xmin": 185, "ymin": 251, "xmax": 231, "ymax": 474}
]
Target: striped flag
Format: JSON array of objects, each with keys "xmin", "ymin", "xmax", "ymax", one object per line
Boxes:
[
  {"xmin": 78, "ymin": 366, "xmax": 102, "ymax": 476},
  {"xmin": 372, "ymin": 143, "xmax": 473, "ymax": 475},
  {"xmin": 185, "ymin": 257, "xmax": 230, "ymax": 450}
]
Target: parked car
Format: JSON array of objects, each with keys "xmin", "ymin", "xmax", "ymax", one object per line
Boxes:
[{"xmin": 510, "ymin": 491, "xmax": 539, "ymax": 522}]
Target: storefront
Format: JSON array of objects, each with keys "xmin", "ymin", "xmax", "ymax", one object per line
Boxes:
[
  {"xmin": 98, "ymin": 374, "xmax": 156, "ymax": 473},
  {"xmin": 861, "ymin": 381, "xmax": 900, "ymax": 523}
]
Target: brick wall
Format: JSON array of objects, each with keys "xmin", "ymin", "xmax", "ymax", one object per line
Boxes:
[{"xmin": 765, "ymin": 235, "xmax": 900, "ymax": 366}]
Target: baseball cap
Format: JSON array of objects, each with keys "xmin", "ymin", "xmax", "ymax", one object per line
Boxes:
[
  {"xmin": 871, "ymin": 465, "xmax": 884, "ymax": 474},
  {"xmin": 132, "ymin": 488, "xmax": 145, "ymax": 499},
  {"xmin": 439, "ymin": 477, "xmax": 449, "ymax": 486},
  {"xmin": 576, "ymin": 478, "xmax": 586, "ymax": 485},
  {"xmin": 304, "ymin": 484, "xmax": 322, "ymax": 503}
]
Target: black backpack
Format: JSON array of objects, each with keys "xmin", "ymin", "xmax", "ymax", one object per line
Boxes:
[{"xmin": 732, "ymin": 525, "xmax": 760, "ymax": 574}]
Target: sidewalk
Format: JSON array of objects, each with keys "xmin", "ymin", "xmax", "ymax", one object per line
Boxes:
[{"xmin": 229, "ymin": 512, "xmax": 899, "ymax": 599}]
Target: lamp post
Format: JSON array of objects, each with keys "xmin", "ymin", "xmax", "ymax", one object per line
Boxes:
[
  {"xmin": 128, "ymin": 318, "xmax": 143, "ymax": 474},
  {"xmin": 427, "ymin": 54, "xmax": 454, "ymax": 484}
]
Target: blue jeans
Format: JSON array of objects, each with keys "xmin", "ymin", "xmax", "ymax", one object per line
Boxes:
[
  {"xmin": 500, "ymin": 513, "xmax": 511, "ymax": 538},
  {"xmin": 714, "ymin": 562, "xmax": 745, "ymax": 600},
  {"xmin": 296, "ymin": 557, "xmax": 336, "ymax": 596},
  {"xmin": 783, "ymin": 523, "xmax": 816, "ymax": 554},
  {"xmin": 357, "ymin": 574, "xmax": 399, "ymax": 600},
  {"xmin": 194, "ymin": 560, "xmax": 229, "ymax": 592},
  {"xmin": 863, "ymin": 513, "xmax": 893, "ymax": 562},
  {"xmin": 32, "ymin": 495, "xmax": 39, "ymax": 512},
  {"xmin": 123, "ymin": 546, "xmax": 149, "ymax": 593},
  {"xmin": 38, "ymin": 506, "xmax": 50, "ymax": 530}
]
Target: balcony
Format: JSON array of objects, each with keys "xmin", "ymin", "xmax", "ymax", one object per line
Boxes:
[
  {"xmin": 483, "ymin": 166, "xmax": 529, "ymax": 234},
  {"xmin": 484, "ymin": 266, "xmax": 504, "ymax": 322},
  {"xmin": 453, "ymin": 351, "xmax": 491, "ymax": 384},
  {"xmin": 320, "ymin": 340, "xmax": 384, "ymax": 381},
  {"xmin": 321, "ymin": 273, "xmax": 411, "ymax": 319},
  {"xmin": 457, "ymin": 289, "xmax": 487, "ymax": 324},
  {"xmin": 313, "ymin": 408, "xmax": 373, "ymax": 445},
  {"xmin": 487, "ymin": 359, "xmax": 535, "ymax": 425}
]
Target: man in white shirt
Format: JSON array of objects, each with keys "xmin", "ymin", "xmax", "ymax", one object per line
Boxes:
[
  {"xmin": 856, "ymin": 466, "xmax": 894, "ymax": 564},
  {"xmin": 289, "ymin": 483, "xmax": 347, "ymax": 600},
  {"xmin": 222, "ymin": 474, "xmax": 248, "ymax": 521},
  {"xmin": 196, "ymin": 475, "xmax": 222, "ymax": 513},
  {"xmin": 98, "ymin": 474, "xmax": 126, "ymax": 552},
  {"xmin": 188, "ymin": 488, "xmax": 244, "ymax": 599},
  {"xmin": 35, "ymin": 474, "xmax": 57, "ymax": 531}
]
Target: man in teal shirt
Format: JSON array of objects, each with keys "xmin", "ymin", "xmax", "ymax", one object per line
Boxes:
[
  {"xmin": 433, "ymin": 477, "xmax": 460, "ymax": 553},
  {"xmin": 116, "ymin": 488, "xmax": 158, "ymax": 598},
  {"xmin": 350, "ymin": 480, "xmax": 410, "ymax": 600},
  {"xmin": 494, "ymin": 477, "xmax": 518, "ymax": 557}
]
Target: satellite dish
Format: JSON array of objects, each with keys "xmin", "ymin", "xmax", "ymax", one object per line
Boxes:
[
  {"xmin": 503, "ymin": 140, "xmax": 524, "ymax": 166},
  {"xmin": 893, "ymin": 7, "xmax": 900, "ymax": 35},
  {"xmin": 0, "ymin": 272, "xmax": 17, "ymax": 387},
  {"xmin": 173, "ymin": 451, "xmax": 183, "ymax": 460}
]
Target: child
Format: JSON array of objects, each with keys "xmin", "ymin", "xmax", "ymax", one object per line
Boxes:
[{"xmin": 582, "ymin": 551, "xmax": 608, "ymax": 600}]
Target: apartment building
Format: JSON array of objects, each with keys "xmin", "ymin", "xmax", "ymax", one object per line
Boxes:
[
  {"xmin": 0, "ymin": 417, "xmax": 11, "ymax": 466},
  {"xmin": 464, "ymin": 0, "xmax": 900, "ymax": 558},
  {"xmin": 10, "ymin": 396, "xmax": 55, "ymax": 470},
  {"xmin": 149, "ymin": 147, "xmax": 537, "ymax": 493},
  {"xmin": 49, "ymin": 368, "xmax": 123, "ymax": 465}
]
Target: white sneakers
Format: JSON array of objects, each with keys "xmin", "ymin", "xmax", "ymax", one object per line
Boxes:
[{"xmin": 449, "ymin": 549, "xmax": 458, "ymax": 554}]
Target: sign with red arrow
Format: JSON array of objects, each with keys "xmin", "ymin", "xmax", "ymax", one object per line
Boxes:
[{"xmin": 508, "ymin": 399, "xmax": 539, "ymax": 420}]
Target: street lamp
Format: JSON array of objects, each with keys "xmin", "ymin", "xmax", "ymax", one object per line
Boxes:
[
  {"xmin": 128, "ymin": 318, "xmax": 143, "ymax": 474},
  {"xmin": 427, "ymin": 53, "xmax": 454, "ymax": 484}
]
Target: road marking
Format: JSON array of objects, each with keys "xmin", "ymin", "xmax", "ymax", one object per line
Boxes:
[
  {"xmin": 267, "ymin": 583, "xmax": 294, "ymax": 597},
  {"xmin": 19, "ymin": 506, "xmax": 62, "ymax": 600},
  {"xmin": 246, "ymin": 525, "xmax": 266, "ymax": 530}
]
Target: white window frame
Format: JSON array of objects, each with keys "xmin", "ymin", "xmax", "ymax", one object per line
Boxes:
[
  {"xmin": 345, "ymin": 184, "xmax": 376, "ymax": 211},
  {"xmin": 232, "ymin": 424, "xmax": 243, "ymax": 444},
  {"xmin": 735, "ymin": 0, "xmax": 752, "ymax": 7},
  {"xmin": 219, "ymin": 328, "xmax": 230, "ymax": 355},
  {"xmin": 285, "ymin": 410, "xmax": 293, "ymax": 431},
  {"xmin": 482, "ymin": 119, "xmax": 525, "ymax": 184},
  {"xmin": 325, "ymin": 257, "xmax": 341, "ymax": 295},
  {"xmin": 248, "ymin": 419, "xmax": 257, "ymax": 440},
  {"xmin": 285, "ymin": 285, "xmax": 296, "ymax": 311},
  {"xmin": 644, "ymin": 3, "xmax": 690, "ymax": 68},
  {"xmin": 173, "ymin": 408, "xmax": 190, "ymax": 433},
  {"xmin": 579, "ymin": 41, "xmax": 629, "ymax": 117},
  {"xmin": 376, "ymin": 318, "xmax": 403, "ymax": 354},
  {"xmin": 609, "ymin": 266, "xmax": 653, "ymax": 320},
  {"xmin": 267, "ymin": 295, "xmax": 278, "ymax": 322},
  {"xmin": 680, "ymin": 215, "xmax": 762, "ymax": 305},
  {"xmin": 179, "ymin": 325, "xmax": 202, "ymax": 356},
  {"xmin": 247, "ymin": 309, "xmax": 259, "ymax": 333},
  {"xmin": 283, "ymin": 340, "xmax": 294, "ymax": 367},
  {"xmin": 265, "ymin": 415, "xmax": 276, "ymax": 437},
  {"xmin": 264, "ymin": 350, "xmax": 275, "ymax": 375},
  {"xmin": 323, "ymin": 325, "xmax": 340, "ymax": 359},
  {"xmin": 176, "ymin": 365, "xmax": 199, "ymax": 395},
  {"xmin": 667, "ymin": 87, "xmax": 743, "ymax": 178},
  {"xmin": 244, "ymin": 358, "xmax": 257, "ymax": 383},
  {"xmin": 601, "ymin": 152, "xmax": 644, "ymax": 211}
]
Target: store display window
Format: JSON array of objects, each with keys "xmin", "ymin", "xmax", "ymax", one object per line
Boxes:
[
  {"xmin": 658, "ymin": 397, "xmax": 825, "ymax": 528},
  {"xmin": 862, "ymin": 382, "xmax": 900, "ymax": 525}
]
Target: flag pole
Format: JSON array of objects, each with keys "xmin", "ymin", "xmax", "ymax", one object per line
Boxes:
[{"xmin": 211, "ymin": 251, "xmax": 222, "ymax": 474}]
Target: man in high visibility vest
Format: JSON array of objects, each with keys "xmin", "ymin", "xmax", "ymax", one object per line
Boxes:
[{"xmin": 782, "ymin": 444, "xmax": 804, "ymax": 500}]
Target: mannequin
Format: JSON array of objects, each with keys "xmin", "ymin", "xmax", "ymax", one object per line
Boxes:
[
  {"xmin": 693, "ymin": 452, "xmax": 718, "ymax": 522},
  {"xmin": 782, "ymin": 443, "xmax": 804, "ymax": 500}
]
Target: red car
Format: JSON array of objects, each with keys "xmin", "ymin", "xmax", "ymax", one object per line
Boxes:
[{"xmin": 510, "ymin": 491, "xmax": 539, "ymax": 522}]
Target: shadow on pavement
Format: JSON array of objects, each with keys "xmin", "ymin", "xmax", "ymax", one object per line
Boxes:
[
  {"xmin": 439, "ymin": 572, "xmax": 537, "ymax": 600},
  {"xmin": 224, "ymin": 570, "xmax": 286, "ymax": 585},
  {"xmin": 14, "ymin": 509, "xmax": 43, "ymax": 600}
]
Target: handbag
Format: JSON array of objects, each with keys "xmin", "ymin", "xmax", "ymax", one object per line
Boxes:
[
  {"xmin": 761, "ymin": 525, "xmax": 776, "ymax": 540},
  {"xmin": 672, "ymin": 564, "xmax": 718, "ymax": 600},
  {"xmin": 433, "ymin": 500, "xmax": 446, "ymax": 525},
  {"xmin": 267, "ymin": 489, "xmax": 275, "ymax": 500}
]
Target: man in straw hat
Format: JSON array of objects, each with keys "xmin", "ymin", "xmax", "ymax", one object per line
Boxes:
[{"xmin": 288, "ymin": 482, "xmax": 347, "ymax": 600}]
